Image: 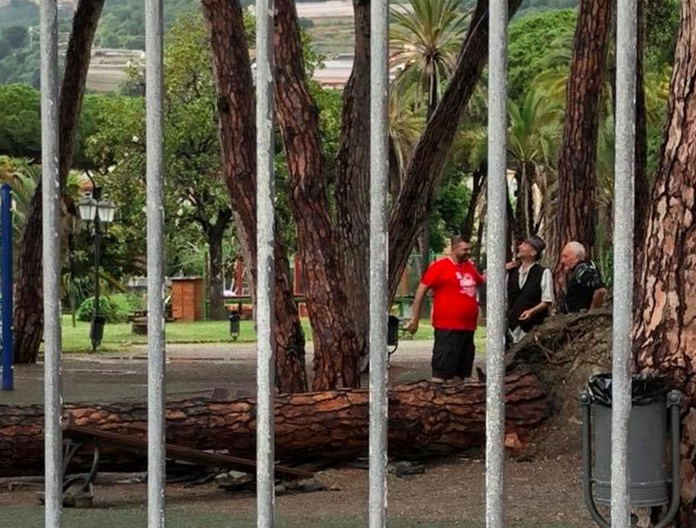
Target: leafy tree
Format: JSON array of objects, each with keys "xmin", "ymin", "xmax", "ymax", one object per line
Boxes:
[
  {"xmin": 2, "ymin": 25, "xmax": 27, "ymax": 49},
  {"xmin": 14, "ymin": 0, "xmax": 106, "ymax": 364},
  {"xmin": 507, "ymin": 9, "xmax": 575, "ymax": 102},
  {"xmin": 162, "ymin": 14, "xmax": 233, "ymax": 320},
  {"xmin": 0, "ymin": 0, "xmax": 38, "ymax": 31},
  {"xmin": 507, "ymin": 89, "xmax": 562, "ymax": 241},
  {"xmin": 0, "ymin": 84, "xmax": 41, "ymax": 159}
]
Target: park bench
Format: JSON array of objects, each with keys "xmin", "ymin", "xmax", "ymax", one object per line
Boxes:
[{"xmin": 60, "ymin": 423, "xmax": 314, "ymax": 506}]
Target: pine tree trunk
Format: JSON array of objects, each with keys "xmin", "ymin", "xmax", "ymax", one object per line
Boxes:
[
  {"xmin": 0, "ymin": 373, "xmax": 550, "ymax": 476},
  {"xmin": 633, "ymin": 2, "xmax": 696, "ymax": 522},
  {"xmin": 273, "ymin": 0, "xmax": 363, "ymax": 390},
  {"xmin": 206, "ymin": 208, "xmax": 232, "ymax": 321},
  {"xmin": 552, "ymin": 0, "xmax": 613, "ymax": 291},
  {"xmin": 13, "ymin": 0, "xmax": 106, "ymax": 364},
  {"xmin": 460, "ymin": 166, "xmax": 485, "ymax": 241},
  {"xmin": 202, "ymin": 0, "xmax": 307, "ymax": 393},
  {"xmin": 333, "ymin": 0, "xmax": 370, "ymax": 368},
  {"xmin": 387, "ymin": 0, "xmax": 523, "ymax": 302},
  {"xmin": 633, "ymin": 0, "xmax": 650, "ymax": 303}
]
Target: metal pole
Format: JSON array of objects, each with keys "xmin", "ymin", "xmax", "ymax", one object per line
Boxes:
[
  {"xmin": 611, "ymin": 0, "xmax": 637, "ymax": 525},
  {"xmin": 1, "ymin": 184, "xmax": 13, "ymax": 391},
  {"xmin": 90, "ymin": 209, "xmax": 101, "ymax": 351},
  {"xmin": 256, "ymin": 0, "xmax": 275, "ymax": 524},
  {"xmin": 369, "ymin": 0, "xmax": 389, "ymax": 525},
  {"xmin": 145, "ymin": 0, "xmax": 166, "ymax": 525},
  {"xmin": 486, "ymin": 0, "xmax": 508, "ymax": 526},
  {"xmin": 40, "ymin": 0, "xmax": 62, "ymax": 524}
]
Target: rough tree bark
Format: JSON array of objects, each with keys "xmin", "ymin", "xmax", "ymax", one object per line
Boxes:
[
  {"xmin": 273, "ymin": 0, "xmax": 362, "ymax": 390},
  {"xmin": 201, "ymin": 207, "xmax": 232, "ymax": 321},
  {"xmin": 13, "ymin": 0, "xmax": 105, "ymax": 364},
  {"xmin": 387, "ymin": 0, "xmax": 523, "ymax": 301},
  {"xmin": 333, "ymin": 0, "xmax": 370, "ymax": 367},
  {"xmin": 633, "ymin": 0, "xmax": 650, "ymax": 303},
  {"xmin": 633, "ymin": 2, "xmax": 696, "ymax": 523},
  {"xmin": 0, "ymin": 373, "xmax": 550, "ymax": 476},
  {"xmin": 460, "ymin": 166, "xmax": 485, "ymax": 242},
  {"xmin": 552, "ymin": 0, "xmax": 614, "ymax": 292},
  {"xmin": 202, "ymin": 0, "xmax": 307, "ymax": 393}
]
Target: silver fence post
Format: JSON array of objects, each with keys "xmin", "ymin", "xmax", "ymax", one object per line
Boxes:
[
  {"xmin": 486, "ymin": 0, "xmax": 508, "ymax": 527},
  {"xmin": 41, "ymin": 0, "xmax": 62, "ymax": 525},
  {"xmin": 145, "ymin": 0, "xmax": 166, "ymax": 525},
  {"xmin": 256, "ymin": 0, "xmax": 276, "ymax": 524},
  {"xmin": 612, "ymin": 0, "xmax": 637, "ymax": 525},
  {"xmin": 369, "ymin": 0, "xmax": 389, "ymax": 525}
]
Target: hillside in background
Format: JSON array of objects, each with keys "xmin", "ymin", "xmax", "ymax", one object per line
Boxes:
[{"xmin": 0, "ymin": 0, "xmax": 580, "ymax": 90}]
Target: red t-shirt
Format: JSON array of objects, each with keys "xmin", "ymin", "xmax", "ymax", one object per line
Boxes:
[{"xmin": 421, "ymin": 257, "xmax": 484, "ymax": 331}]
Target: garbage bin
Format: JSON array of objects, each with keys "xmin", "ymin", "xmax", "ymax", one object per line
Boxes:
[
  {"xmin": 579, "ymin": 374, "xmax": 681, "ymax": 528},
  {"xmin": 90, "ymin": 315, "xmax": 106, "ymax": 351},
  {"xmin": 387, "ymin": 315, "xmax": 400, "ymax": 351},
  {"xmin": 228, "ymin": 311, "xmax": 241, "ymax": 340}
]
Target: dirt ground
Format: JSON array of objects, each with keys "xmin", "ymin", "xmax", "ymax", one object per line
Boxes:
[
  {"xmin": 0, "ymin": 341, "xmax": 599, "ymax": 527},
  {"xmin": 0, "ymin": 452, "xmax": 592, "ymax": 527}
]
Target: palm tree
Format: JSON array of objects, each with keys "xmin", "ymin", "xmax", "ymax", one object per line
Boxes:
[
  {"xmin": 507, "ymin": 89, "xmax": 562, "ymax": 242},
  {"xmin": 390, "ymin": 0, "xmax": 469, "ymax": 295},
  {"xmin": 388, "ymin": 84, "xmax": 425, "ymax": 198},
  {"xmin": 390, "ymin": 0, "xmax": 469, "ymax": 118}
]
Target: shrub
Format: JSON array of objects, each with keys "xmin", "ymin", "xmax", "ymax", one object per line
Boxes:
[{"xmin": 76, "ymin": 296, "xmax": 121, "ymax": 323}]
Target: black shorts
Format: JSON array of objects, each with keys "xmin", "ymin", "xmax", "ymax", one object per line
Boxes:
[{"xmin": 431, "ymin": 329, "xmax": 476, "ymax": 380}]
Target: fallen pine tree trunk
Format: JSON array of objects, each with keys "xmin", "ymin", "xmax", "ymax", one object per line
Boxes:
[{"xmin": 0, "ymin": 372, "xmax": 550, "ymax": 476}]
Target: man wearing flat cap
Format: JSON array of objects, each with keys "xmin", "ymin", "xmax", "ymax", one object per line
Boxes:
[{"xmin": 506, "ymin": 235, "xmax": 554, "ymax": 344}]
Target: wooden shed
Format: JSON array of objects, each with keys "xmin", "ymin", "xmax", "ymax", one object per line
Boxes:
[{"xmin": 170, "ymin": 277, "xmax": 204, "ymax": 322}]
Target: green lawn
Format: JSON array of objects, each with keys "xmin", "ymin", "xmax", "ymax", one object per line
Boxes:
[{"xmin": 59, "ymin": 315, "xmax": 443, "ymax": 354}]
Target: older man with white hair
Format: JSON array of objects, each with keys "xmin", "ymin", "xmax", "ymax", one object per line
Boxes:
[{"xmin": 559, "ymin": 241, "xmax": 607, "ymax": 313}]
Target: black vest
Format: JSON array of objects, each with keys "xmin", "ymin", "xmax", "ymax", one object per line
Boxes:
[{"xmin": 507, "ymin": 264, "xmax": 548, "ymax": 332}]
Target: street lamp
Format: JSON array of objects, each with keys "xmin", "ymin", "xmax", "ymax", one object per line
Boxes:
[{"xmin": 78, "ymin": 184, "xmax": 117, "ymax": 352}]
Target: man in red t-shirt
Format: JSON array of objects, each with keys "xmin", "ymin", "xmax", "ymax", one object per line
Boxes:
[{"xmin": 405, "ymin": 236, "xmax": 485, "ymax": 382}]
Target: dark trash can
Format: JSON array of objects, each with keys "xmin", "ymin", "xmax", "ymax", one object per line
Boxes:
[
  {"xmin": 579, "ymin": 373, "xmax": 681, "ymax": 528},
  {"xmin": 90, "ymin": 315, "xmax": 106, "ymax": 350},
  {"xmin": 587, "ymin": 374, "xmax": 671, "ymax": 506},
  {"xmin": 229, "ymin": 311, "xmax": 241, "ymax": 340},
  {"xmin": 387, "ymin": 315, "xmax": 400, "ymax": 354}
]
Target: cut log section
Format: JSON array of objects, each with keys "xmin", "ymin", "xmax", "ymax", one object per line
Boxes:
[{"xmin": 0, "ymin": 373, "xmax": 550, "ymax": 476}]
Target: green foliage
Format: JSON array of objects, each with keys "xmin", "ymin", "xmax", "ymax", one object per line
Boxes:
[
  {"xmin": 507, "ymin": 9, "xmax": 576, "ymax": 102},
  {"xmin": 0, "ymin": 0, "xmax": 37, "ymax": 31},
  {"xmin": 390, "ymin": 0, "xmax": 469, "ymax": 111},
  {"xmin": 517, "ymin": 0, "xmax": 577, "ymax": 18},
  {"xmin": 76, "ymin": 296, "xmax": 121, "ymax": 323},
  {"xmin": 644, "ymin": 0, "xmax": 680, "ymax": 71},
  {"xmin": 429, "ymin": 171, "xmax": 471, "ymax": 252},
  {"xmin": 0, "ymin": 84, "xmax": 40, "ymax": 158}
]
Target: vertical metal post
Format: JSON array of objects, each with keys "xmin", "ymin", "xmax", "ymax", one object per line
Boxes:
[
  {"xmin": 612, "ymin": 0, "xmax": 637, "ymax": 525},
  {"xmin": 40, "ymin": 0, "xmax": 62, "ymax": 525},
  {"xmin": 486, "ymin": 1, "xmax": 508, "ymax": 526},
  {"xmin": 90, "ymin": 209, "xmax": 101, "ymax": 351},
  {"xmin": 1, "ymin": 184, "xmax": 13, "ymax": 391},
  {"xmin": 369, "ymin": 0, "xmax": 389, "ymax": 525},
  {"xmin": 256, "ymin": 0, "xmax": 275, "ymax": 524},
  {"xmin": 145, "ymin": 0, "xmax": 166, "ymax": 525}
]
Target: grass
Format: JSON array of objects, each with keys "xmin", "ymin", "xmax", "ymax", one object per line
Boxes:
[{"xmin": 59, "ymin": 315, "xmax": 446, "ymax": 354}]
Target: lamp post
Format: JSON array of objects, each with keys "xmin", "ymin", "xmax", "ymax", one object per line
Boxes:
[{"xmin": 78, "ymin": 183, "xmax": 116, "ymax": 352}]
